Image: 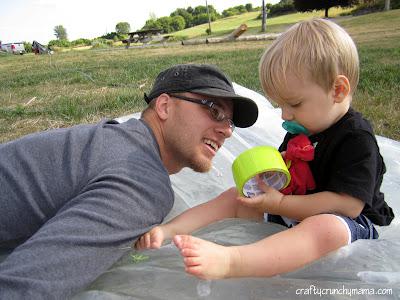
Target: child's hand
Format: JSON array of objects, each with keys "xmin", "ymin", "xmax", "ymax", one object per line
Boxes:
[
  {"xmin": 237, "ymin": 176, "xmax": 284, "ymax": 214},
  {"xmin": 134, "ymin": 226, "xmax": 166, "ymax": 250}
]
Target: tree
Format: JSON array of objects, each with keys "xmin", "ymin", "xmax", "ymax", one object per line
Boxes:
[
  {"xmin": 194, "ymin": 13, "xmax": 212, "ymax": 26},
  {"xmin": 222, "ymin": 8, "xmax": 239, "ymax": 17},
  {"xmin": 115, "ymin": 22, "xmax": 131, "ymax": 35},
  {"xmin": 142, "ymin": 18, "xmax": 162, "ymax": 31},
  {"xmin": 294, "ymin": 0, "xmax": 357, "ymax": 18},
  {"xmin": 268, "ymin": 1, "xmax": 295, "ymax": 17},
  {"xmin": 261, "ymin": 0, "xmax": 267, "ymax": 32},
  {"xmin": 192, "ymin": 4, "xmax": 219, "ymax": 18},
  {"xmin": 142, "ymin": 4, "xmax": 219, "ymax": 33},
  {"xmin": 245, "ymin": 3, "xmax": 254, "ymax": 11},
  {"xmin": 384, "ymin": 0, "xmax": 391, "ymax": 10},
  {"xmin": 171, "ymin": 8, "xmax": 194, "ymax": 28},
  {"xmin": 54, "ymin": 25, "xmax": 68, "ymax": 40},
  {"xmin": 170, "ymin": 15, "xmax": 186, "ymax": 32},
  {"xmin": 156, "ymin": 16, "xmax": 174, "ymax": 33},
  {"xmin": 193, "ymin": 5, "xmax": 208, "ymax": 15},
  {"xmin": 222, "ymin": 5, "xmax": 249, "ymax": 17},
  {"xmin": 192, "ymin": 5, "xmax": 219, "ymax": 26}
]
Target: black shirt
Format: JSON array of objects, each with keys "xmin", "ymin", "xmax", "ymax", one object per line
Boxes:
[{"xmin": 279, "ymin": 108, "xmax": 394, "ymax": 226}]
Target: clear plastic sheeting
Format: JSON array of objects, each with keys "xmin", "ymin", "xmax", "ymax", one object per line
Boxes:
[
  {"xmin": 75, "ymin": 83, "xmax": 399, "ymax": 299},
  {"xmin": 74, "ymin": 220, "xmax": 400, "ymax": 300}
]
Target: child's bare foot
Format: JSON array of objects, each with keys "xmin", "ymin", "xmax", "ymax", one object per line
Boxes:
[{"xmin": 173, "ymin": 235, "xmax": 239, "ymax": 280}]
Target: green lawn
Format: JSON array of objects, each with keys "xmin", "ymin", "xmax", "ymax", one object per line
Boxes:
[
  {"xmin": 0, "ymin": 9, "xmax": 399, "ymax": 142},
  {"xmin": 172, "ymin": 7, "xmax": 354, "ymax": 38}
]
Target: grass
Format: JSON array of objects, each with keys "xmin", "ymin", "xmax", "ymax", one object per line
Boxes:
[
  {"xmin": 172, "ymin": 7, "xmax": 354, "ymax": 39},
  {"xmin": 0, "ymin": 9, "xmax": 399, "ymax": 142},
  {"xmin": 337, "ymin": 10, "xmax": 400, "ymax": 138}
]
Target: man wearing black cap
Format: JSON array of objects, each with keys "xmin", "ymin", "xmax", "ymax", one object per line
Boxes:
[{"xmin": 0, "ymin": 64, "xmax": 258, "ymax": 298}]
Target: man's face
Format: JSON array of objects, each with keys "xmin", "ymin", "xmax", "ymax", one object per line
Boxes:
[{"xmin": 164, "ymin": 93, "xmax": 234, "ymax": 173}]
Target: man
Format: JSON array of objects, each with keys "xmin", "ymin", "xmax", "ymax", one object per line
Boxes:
[{"xmin": 0, "ymin": 64, "xmax": 258, "ymax": 298}]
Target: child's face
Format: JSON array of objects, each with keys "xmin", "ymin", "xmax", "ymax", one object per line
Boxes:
[{"xmin": 273, "ymin": 73, "xmax": 344, "ymax": 135}]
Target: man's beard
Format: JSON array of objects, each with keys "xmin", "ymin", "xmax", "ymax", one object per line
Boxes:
[
  {"xmin": 166, "ymin": 110, "xmax": 214, "ymax": 173},
  {"xmin": 188, "ymin": 155, "xmax": 212, "ymax": 173}
]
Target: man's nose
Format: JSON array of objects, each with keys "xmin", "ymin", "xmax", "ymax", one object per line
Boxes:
[{"xmin": 216, "ymin": 120, "xmax": 233, "ymax": 138}]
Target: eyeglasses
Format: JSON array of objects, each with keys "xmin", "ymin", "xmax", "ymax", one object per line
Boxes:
[{"xmin": 168, "ymin": 94, "xmax": 235, "ymax": 131}]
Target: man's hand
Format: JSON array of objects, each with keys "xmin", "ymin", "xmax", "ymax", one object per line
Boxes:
[
  {"xmin": 237, "ymin": 176, "xmax": 285, "ymax": 214},
  {"xmin": 134, "ymin": 226, "xmax": 166, "ymax": 250}
]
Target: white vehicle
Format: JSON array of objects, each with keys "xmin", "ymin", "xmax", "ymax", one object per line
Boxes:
[{"xmin": 0, "ymin": 41, "xmax": 26, "ymax": 55}]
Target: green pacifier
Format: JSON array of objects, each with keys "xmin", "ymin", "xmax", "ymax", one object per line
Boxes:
[{"xmin": 282, "ymin": 121, "xmax": 309, "ymax": 135}]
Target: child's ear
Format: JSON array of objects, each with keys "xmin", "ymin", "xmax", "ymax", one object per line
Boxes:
[{"xmin": 333, "ymin": 75, "xmax": 350, "ymax": 103}]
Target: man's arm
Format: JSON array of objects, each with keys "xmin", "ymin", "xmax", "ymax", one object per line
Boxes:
[{"xmin": 0, "ymin": 163, "xmax": 173, "ymax": 299}]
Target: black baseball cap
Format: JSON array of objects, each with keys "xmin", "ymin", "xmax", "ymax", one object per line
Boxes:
[{"xmin": 144, "ymin": 64, "xmax": 258, "ymax": 128}]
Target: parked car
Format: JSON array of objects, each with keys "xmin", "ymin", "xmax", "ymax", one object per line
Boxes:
[
  {"xmin": 0, "ymin": 41, "xmax": 26, "ymax": 55},
  {"xmin": 32, "ymin": 40, "xmax": 52, "ymax": 55}
]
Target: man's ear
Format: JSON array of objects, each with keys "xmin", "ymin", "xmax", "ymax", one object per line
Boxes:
[
  {"xmin": 333, "ymin": 75, "xmax": 351, "ymax": 103},
  {"xmin": 153, "ymin": 93, "xmax": 171, "ymax": 121}
]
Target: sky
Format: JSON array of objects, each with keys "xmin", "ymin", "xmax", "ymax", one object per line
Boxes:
[{"xmin": 0, "ymin": 0, "xmax": 279, "ymax": 44}]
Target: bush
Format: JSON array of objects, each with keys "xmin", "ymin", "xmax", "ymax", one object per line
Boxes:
[
  {"xmin": 71, "ymin": 38, "xmax": 91, "ymax": 47},
  {"xmin": 24, "ymin": 41, "xmax": 32, "ymax": 53},
  {"xmin": 222, "ymin": 5, "xmax": 249, "ymax": 17},
  {"xmin": 49, "ymin": 46, "xmax": 63, "ymax": 52},
  {"xmin": 92, "ymin": 38, "xmax": 114, "ymax": 49},
  {"xmin": 101, "ymin": 32, "xmax": 118, "ymax": 40},
  {"xmin": 222, "ymin": 8, "xmax": 240, "ymax": 17},
  {"xmin": 48, "ymin": 39, "xmax": 71, "ymax": 48},
  {"xmin": 170, "ymin": 15, "xmax": 186, "ymax": 32}
]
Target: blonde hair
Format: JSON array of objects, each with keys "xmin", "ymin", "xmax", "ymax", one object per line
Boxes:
[{"xmin": 259, "ymin": 18, "xmax": 359, "ymax": 101}]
